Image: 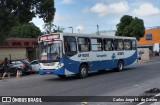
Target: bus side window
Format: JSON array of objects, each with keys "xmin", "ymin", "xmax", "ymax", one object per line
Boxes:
[
  {"xmin": 114, "ymin": 39, "xmax": 124, "ymax": 51},
  {"xmin": 64, "ymin": 36, "xmax": 77, "ymax": 56},
  {"xmin": 124, "ymin": 40, "xmax": 132, "ymax": 50},
  {"xmin": 78, "ymin": 37, "xmax": 90, "ymax": 52},
  {"xmin": 104, "ymin": 39, "xmax": 113, "ymax": 51},
  {"xmin": 91, "ymin": 38, "xmax": 102, "ymax": 51}
]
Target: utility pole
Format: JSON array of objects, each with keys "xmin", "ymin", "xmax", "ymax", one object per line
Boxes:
[
  {"xmin": 68, "ymin": 27, "xmax": 73, "ymax": 33},
  {"xmin": 97, "ymin": 25, "xmax": 99, "ymax": 35}
]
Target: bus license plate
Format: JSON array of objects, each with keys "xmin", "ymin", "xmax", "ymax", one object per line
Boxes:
[{"xmin": 46, "ymin": 72, "xmax": 50, "ymax": 74}]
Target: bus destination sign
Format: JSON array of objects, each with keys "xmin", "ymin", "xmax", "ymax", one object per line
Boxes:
[{"xmin": 40, "ymin": 34, "xmax": 60, "ymax": 41}]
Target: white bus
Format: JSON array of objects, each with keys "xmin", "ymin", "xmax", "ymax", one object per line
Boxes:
[{"xmin": 38, "ymin": 33, "xmax": 137, "ymax": 78}]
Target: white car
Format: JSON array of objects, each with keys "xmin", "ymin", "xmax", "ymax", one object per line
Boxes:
[{"xmin": 30, "ymin": 60, "xmax": 39, "ymax": 73}]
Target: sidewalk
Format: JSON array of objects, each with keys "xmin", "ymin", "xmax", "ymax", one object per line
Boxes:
[{"xmin": 138, "ymin": 56, "xmax": 160, "ymax": 63}]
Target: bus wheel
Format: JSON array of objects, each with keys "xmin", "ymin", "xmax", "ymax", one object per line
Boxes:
[
  {"xmin": 79, "ymin": 64, "xmax": 88, "ymax": 78},
  {"xmin": 117, "ymin": 60, "xmax": 124, "ymax": 72},
  {"xmin": 58, "ymin": 75, "xmax": 66, "ymax": 78}
]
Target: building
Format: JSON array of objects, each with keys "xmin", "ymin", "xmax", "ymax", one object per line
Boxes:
[
  {"xmin": 0, "ymin": 38, "xmax": 38, "ymax": 63},
  {"xmin": 137, "ymin": 26, "xmax": 160, "ymax": 60},
  {"xmin": 137, "ymin": 26, "xmax": 160, "ymax": 52}
]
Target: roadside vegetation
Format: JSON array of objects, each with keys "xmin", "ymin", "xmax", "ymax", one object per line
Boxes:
[{"xmin": 0, "ymin": 0, "xmax": 56, "ymax": 44}]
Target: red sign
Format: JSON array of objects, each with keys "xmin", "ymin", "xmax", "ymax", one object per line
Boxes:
[
  {"xmin": 41, "ymin": 56, "xmax": 47, "ymax": 60},
  {"xmin": 40, "ymin": 34, "xmax": 60, "ymax": 41}
]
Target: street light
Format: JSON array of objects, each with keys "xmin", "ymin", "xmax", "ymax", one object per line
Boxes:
[{"xmin": 68, "ymin": 27, "xmax": 73, "ymax": 33}]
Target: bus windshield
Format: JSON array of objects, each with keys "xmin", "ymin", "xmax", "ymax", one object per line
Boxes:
[{"xmin": 38, "ymin": 40, "xmax": 62, "ymax": 62}]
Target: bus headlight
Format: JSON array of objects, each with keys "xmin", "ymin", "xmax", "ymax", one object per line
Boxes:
[
  {"xmin": 56, "ymin": 63, "xmax": 64, "ymax": 69},
  {"xmin": 39, "ymin": 64, "xmax": 43, "ymax": 70}
]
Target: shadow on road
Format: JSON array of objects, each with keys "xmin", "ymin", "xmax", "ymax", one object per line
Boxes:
[{"xmin": 44, "ymin": 67, "xmax": 137, "ymax": 82}]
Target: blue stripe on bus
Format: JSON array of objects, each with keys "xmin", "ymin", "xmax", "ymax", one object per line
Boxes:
[
  {"xmin": 39, "ymin": 51, "xmax": 137, "ymax": 75},
  {"xmin": 64, "ymin": 51, "xmax": 137, "ymax": 73}
]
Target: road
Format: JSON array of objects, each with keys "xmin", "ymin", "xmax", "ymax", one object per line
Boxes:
[{"xmin": 0, "ymin": 61, "xmax": 160, "ymax": 105}]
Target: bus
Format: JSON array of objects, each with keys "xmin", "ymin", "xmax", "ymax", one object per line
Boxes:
[{"xmin": 38, "ymin": 33, "xmax": 137, "ymax": 78}]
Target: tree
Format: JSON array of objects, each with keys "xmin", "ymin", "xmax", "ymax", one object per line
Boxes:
[
  {"xmin": 43, "ymin": 22, "xmax": 64, "ymax": 34},
  {"xmin": 0, "ymin": 0, "xmax": 56, "ymax": 41},
  {"xmin": 36, "ymin": 0, "xmax": 56, "ymax": 23},
  {"xmin": 116, "ymin": 15, "xmax": 145, "ymax": 40},
  {"xmin": 0, "ymin": 0, "xmax": 56, "ymax": 24},
  {"xmin": 53, "ymin": 26, "xmax": 64, "ymax": 33},
  {"xmin": 9, "ymin": 23, "xmax": 41, "ymax": 38}
]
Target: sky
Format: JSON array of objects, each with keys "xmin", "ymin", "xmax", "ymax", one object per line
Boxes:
[{"xmin": 32, "ymin": 0, "xmax": 160, "ymax": 34}]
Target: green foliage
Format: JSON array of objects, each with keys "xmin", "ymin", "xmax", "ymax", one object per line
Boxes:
[
  {"xmin": 53, "ymin": 26, "xmax": 64, "ymax": 33},
  {"xmin": 9, "ymin": 23, "xmax": 41, "ymax": 38},
  {"xmin": 116, "ymin": 15, "xmax": 145, "ymax": 40},
  {"xmin": 0, "ymin": 0, "xmax": 56, "ymax": 40},
  {"xmin": 36, "ymin": 0, "xmax": 56, "ymax": 23}
]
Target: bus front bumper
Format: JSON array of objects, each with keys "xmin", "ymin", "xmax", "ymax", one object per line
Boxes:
[{"xmin": 39, "ymin": 67, "xmax": 64, "ymax": 75}]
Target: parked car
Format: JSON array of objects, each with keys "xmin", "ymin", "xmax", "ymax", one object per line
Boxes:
[
  {"xmin": 9, "ymin": 59, "xmax": 32, "ymax": 76},
  {"xmin": 30, "ymin": 60, "xmax": 39, "ymax": 73}
]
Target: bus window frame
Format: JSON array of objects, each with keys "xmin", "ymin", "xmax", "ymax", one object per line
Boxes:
[
  {"xmin": 114, "ymin": 39, "xmax": 124, "ymax": 51},
  {"xmin": 90, "ymin": 38, "xmax": 103, "ymax": 51},
  {"xmin": 124, "ymin": 39, "xmax": 132, "ymax": 50},
  {"xmin": 64, "ymin": 36, "xmax": 77, "ymax": 57},
  {"xmin": 78, "ymin": 37, "xmax": 90, "ymax": 52},
  {"xmin": 104, "ymin": 38, "xmax": 114, "ymax": 51}
]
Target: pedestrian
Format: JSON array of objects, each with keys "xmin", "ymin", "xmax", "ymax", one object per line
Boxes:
[
  {"xmin": 1, "ymin": 57, "xmax": 10, "ymax": 80},
  {"xmin": 0, "ymin": 62, "xmax": 4, "ymax": 79}
]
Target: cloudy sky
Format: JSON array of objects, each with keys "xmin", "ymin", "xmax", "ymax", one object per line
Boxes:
[{"xmin": 32, "ymin": 0, "xmax": 160, "ymax": 33}]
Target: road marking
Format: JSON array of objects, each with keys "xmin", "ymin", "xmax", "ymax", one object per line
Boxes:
[
  {"xmin": 137, "ymin": 93, "xmax": 160, "ymax": 105},
  {"xmin": 137, "ymin": 101, "xmax": 145, "ymax": 105},
  {"xmin": 81, "ymin": 102, "xmax": 88, "ymax": 105},
  {"xmin": 134, "ymin": 85, "xmax": 139, "ymax": 87}
]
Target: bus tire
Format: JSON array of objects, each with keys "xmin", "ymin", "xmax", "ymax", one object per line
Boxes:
[
  {"xmin": 58, "ymin": 75, "xmax": 66, "ymax": 78},
  {"xmin": 116, "ymin": 60, "xmax": 124, "ymax": 72},
  {"xmin": 78, "ymin": 64, "xmax": 88, "ymax": 78}
]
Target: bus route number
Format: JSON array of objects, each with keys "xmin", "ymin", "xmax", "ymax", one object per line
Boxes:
[{"xmin": 78, "ymin": 54, "xmax": 89, "ymax": 58}]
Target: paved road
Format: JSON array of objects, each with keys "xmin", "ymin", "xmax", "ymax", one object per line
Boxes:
[{"xmin": 0, "ymin": 61, "xmax": 160, "ymax": 105}]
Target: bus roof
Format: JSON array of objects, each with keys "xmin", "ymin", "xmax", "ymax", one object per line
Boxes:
[
  {"xmin": 39, "ymin": 32, "xmax": 136, "ymax": 41},
  {"xmin": 62, "ymin": 33, "xmax": 136, "ymax": 39}
]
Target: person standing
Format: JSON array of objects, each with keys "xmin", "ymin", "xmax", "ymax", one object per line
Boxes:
[
  {"xmin": 1, "ymin": 57, "xmax": 10, "ymax": 79},
  {"xmin": 0, "ymin": 62, "xmax": 4, "ymax": 78}
]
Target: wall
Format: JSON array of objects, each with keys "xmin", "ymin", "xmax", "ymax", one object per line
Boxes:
[
  {"xmin": 0, "ymin": 48, "xmax": 26, "ymax": 63},
  {"xmin": 153, "ymin": 43, "xmax": 159, "ymax": 52},
  {"xmin": 138, "ymin": 48, "xmax": 150, "ymax": 61}
]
